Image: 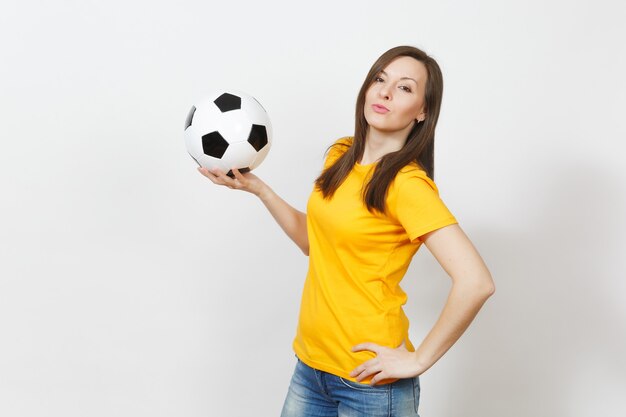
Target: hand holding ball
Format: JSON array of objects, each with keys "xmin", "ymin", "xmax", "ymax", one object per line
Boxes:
[{"xmin": 184, "ymin": 90, "xmax": 272, "ymax": 178}]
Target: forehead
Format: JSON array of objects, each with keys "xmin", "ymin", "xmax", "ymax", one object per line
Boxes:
[{"xmin": 380, "ymin": 56, "xmax": 427, "ymax": 81}]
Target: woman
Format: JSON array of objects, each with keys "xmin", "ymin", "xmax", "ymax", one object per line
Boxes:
[{"xmin": 198, "ymin": 45, "xmax": 495, "ymax": 417}]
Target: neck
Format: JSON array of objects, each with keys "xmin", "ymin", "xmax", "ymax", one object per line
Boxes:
[{"xmin": 360, "ymin": 125, "xmax": 412, "ymax": 165}]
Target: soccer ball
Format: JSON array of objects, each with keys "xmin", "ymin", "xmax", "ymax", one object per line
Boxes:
[{"xmin": 184, "ymin": 90, "xmax": 272, "ymax": 177}]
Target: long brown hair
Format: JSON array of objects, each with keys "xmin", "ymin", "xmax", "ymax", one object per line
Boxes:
[{"xmin": 314, "ymin": 45, "xmax": 444, "ymax": 214}]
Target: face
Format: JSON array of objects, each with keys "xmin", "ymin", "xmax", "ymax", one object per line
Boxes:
[{"xmin": 364, "ymin": 56, "xmax": 428, "ymax": 135}]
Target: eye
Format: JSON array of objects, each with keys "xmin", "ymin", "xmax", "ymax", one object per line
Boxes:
[
  {"xmin": 374, "ymin": 76, "xmax": 385, "ymax": 83},
  {"xmin": 399, "ymin": 85, "xmax": 412, "ymax": 93}
]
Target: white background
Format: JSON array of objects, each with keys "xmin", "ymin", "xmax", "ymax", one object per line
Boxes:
[{"xmin": 1, "ymin": 0, "xmax": 625, "ymax": 416}]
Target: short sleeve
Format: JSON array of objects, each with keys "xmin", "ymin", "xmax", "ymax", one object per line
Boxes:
[
  {"xmin": 390, "ymin": 173, "xmax": 458, "ymax": 242},
  {"xmin": 322, "ymin": 137, "xmax": 353, "ymax": 169}
]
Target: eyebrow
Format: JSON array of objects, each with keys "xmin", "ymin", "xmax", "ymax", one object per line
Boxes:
[{"xmin": 379, "ymin": 70, "xmax": 418, "ymax": 85}]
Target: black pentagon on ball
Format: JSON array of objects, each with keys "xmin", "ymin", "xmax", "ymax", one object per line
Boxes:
[
  {"xmin": 214, "ymin": 93, "xmax": 241, "ymax": 112},
  {"xmin": 247, "ymin": 124, "xmax": 268, "ymax": 151},
  {"xmin": 202, "ymin": 131, "xmax": 229, "ymax": 158}
]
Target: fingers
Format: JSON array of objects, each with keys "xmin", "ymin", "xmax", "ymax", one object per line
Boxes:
[
  {"xmin": 197, "ymin": 167, "xmax": 245, "ymax": 190},
  {"xmin": 351, "ymin": 342, "xmax": 380, "ymax": 354},
  {"xmin": 354, "ymin": 369, "xmax": 383, "ymax": 384},
  {"xmin": 231, "ymin": 167, "xmax": 245, "ymax": 181},
  {"xmin": 350, "ymin": 343, "xmax": 381, "ymax": 382},
  {"xmin": 228, "ymin": 168, "xmax": 247, "ymax": 189},
  {"xmin": 349, "ymin": 342, "xmax": 405, "ymax": 385},
  {"xmin": 349, "ymin": 357, "xmax": 379, "ymax": 378},
  {"xmin": 369, "ymin": 372, "xmax": 387, "ymax": 386},
  {"xmin": 349, "ymin": 341, "xmax": 419, "ymax": 385},
  {"xmin": 351, "ymin": 360, "xmax": 385, "ymax": 385}
]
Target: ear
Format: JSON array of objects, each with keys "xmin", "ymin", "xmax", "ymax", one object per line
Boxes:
[{"xmin": 416, "ymin": 112, "xmax": 426, "ymax": 123}]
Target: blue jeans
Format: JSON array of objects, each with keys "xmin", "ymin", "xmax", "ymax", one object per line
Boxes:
[{"xmin": 280, "ymin": 356, "xmax": 421, "ymax": 417}]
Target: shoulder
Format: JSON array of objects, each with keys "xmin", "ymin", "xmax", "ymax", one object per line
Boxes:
[
  {"xmin": 323, "ymin": 136, "xmax": 353, "ymax": 168},
  {"xmin": 387, "ymin": 164, "xmax": 457, "ymax": 237},
  {"xmin": 328, "ymin": 136, "xmax": 353, "ymax": 156},
  {"xmin": 394, "ymin": 162, "xmax": 440, "ymax": 195}
]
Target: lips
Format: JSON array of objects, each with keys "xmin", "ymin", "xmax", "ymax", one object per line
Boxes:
[{"xmin": 372, "ymin": 104, "xmax": 389, "ymax": 114}]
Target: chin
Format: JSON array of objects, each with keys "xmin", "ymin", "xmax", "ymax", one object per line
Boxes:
[
  {"xmin": 367, "ymin": 121, "xmax": 416, "ymax": 137},
  {"xmin": 367, "ymin": 120, "xmax": 401, "ymax": 132},
  {"xmin": 365, "ymin": 114, "xmax": 391, "ymax": 131},
  {"xmin": 368, "ymin": 124, "xmax": 400, "ymax": 134}
]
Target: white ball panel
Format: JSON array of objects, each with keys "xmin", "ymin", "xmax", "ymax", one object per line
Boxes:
[
  {"xmin": 266, "ymin": 121, "xmax": 273, "ymax": 145},
  {"xmin": 248, "ymin": 142, "xmax": 270, "ymax": 170},
  {"xmin": 196, "ymin": 154, "xmax": 229, "ymax": 173},
  {"xmin": 241, "ymin": 96, "xmax": 271, "ymax": 125},
  {"xmin": 214, "ymin": 110, "xmax": 253, "ymax": 143},
  {"xmin": 189, "ymin": 97, "xmax": 222, "ymax": 131},
  {"xmin": 184, "ymin": 125, "xmax": 204, "ymax": 161},
  {"xmin": 221, "ymin": 141, "xmax": 257, "ymax": 170}
]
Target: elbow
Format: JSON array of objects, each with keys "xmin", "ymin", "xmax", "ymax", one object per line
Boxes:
[
  {"xmin": 298, "ymin": 216, "xmax": 309, "ymax": 256},
  {"xmin": 480, "ymin": 274, "xmax": 496, "ymax": 298},
  {"xmin": 471, "ymin": 282, "xmax": 495, "ymax": 303},
  {"xmin": 484, "ymin": 281, "xmax": 496, "ymax": 298},
  {"xmin": 297, "ymin": 236, "xmax": 309, "ymax": 256},
  {"xmin": 458, "ymin": 274, "xmax": 495, "ymax": 299}
]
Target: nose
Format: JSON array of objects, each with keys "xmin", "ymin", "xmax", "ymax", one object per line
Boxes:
[{"xmin": 378, "ymin": 83, "xmax": 391, "ymax": 100}]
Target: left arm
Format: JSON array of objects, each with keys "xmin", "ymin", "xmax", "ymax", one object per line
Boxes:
[{"xmin": 350, "ymin": 224, "xmax": 495, "ymax": 385}]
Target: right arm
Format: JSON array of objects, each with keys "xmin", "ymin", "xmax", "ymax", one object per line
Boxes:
[{"xmin": 197, "ymin": 167, "xmax": 309, "ymax": 256}]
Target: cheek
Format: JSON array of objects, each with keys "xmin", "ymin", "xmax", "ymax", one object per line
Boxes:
[
  {"xmin": 363, "ymin": 90, "xmax": 379, "ymax": 114},
  {"xmin": 398, "ymin": 98, "xmax": 422, "ymax": 118}
]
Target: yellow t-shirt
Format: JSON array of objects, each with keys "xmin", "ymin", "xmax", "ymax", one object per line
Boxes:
[{"xmin": 293, "ymin": 136, "xmax": 458, "ymax": 382}]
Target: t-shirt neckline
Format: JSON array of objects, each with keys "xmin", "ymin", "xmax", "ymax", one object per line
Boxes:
[{"xmin": 355, "ymin": 160, "xmax": 377, "ymax": 170}]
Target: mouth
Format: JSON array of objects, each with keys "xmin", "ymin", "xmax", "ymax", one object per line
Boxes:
[{"xmin": 372, "ymin": 104, "xmax": 389, "ymax": 114}]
